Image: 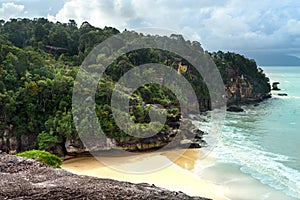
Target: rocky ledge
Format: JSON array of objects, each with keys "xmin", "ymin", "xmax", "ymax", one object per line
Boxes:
[
  {"xmin": 0, "ymin": 152, "xmax": 210, "ymax": 200},
  {"xmin": 65, "ymin": 118, "xmax": 207, "ymax": 155}
]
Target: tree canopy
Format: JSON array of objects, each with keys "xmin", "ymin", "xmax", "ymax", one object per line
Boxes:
[{"xmin": 0, "ymin": 18, "xmax": 270, "ymax": 154}]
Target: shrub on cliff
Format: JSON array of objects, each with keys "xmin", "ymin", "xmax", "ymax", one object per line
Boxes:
[{"xmin": 17, "ymin": 150, "xmax": 62, "ymax": 168}]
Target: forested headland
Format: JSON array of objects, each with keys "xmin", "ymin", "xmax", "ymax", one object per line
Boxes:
[{"xmin": 0, "ymin": 18, "xmax": 271, "ymax": 156}]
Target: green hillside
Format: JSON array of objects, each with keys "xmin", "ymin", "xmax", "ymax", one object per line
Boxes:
[{"xmin": 0, "ymin": 18, "xmax": 271, "ymax": 155}]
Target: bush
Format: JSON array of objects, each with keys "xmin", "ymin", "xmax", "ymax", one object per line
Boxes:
[
  {"xmin": 38, "ymin": 130, "xmax": 58, "ymax": 150},
  {"xmin": 17, "ymin": 150, "xmax": 62, "ymax": 168}
]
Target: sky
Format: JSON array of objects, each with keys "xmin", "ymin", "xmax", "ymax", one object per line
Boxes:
[{"xmin": 1, "ymin": 0, "xmax": 300, "ymax": 63}]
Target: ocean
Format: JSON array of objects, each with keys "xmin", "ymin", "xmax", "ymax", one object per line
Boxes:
[{"xmin": 193, "ymin": 66, "xmax": 300, "ymax": 200}]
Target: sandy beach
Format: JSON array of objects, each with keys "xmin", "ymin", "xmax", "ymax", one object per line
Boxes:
[{"xmin": 62, "ymin": 149, "xmax": 228, "ymax": 200}]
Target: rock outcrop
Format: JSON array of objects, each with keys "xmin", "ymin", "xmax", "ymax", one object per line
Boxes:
[
  {"xmin": 65, "ymin": 118, "xmax": 207, "ymax": 154},
  {"xmin": 277, "ymin": 93, "xmax": 288, "ymax": 96},
  {"xmin": 226, "ymin": 75, "xmax": 253, "ymax": 101},
  {"xmin": 225, "ymin": 75, "xmax": 271, "ymax": 106},
  {"xmin": 0, "ymin": 118, "xmax": 207, "ymax": 156},
  {"xmin": 0, "ymin": 152, "xmax": 209, "ymax": 200},
  {"xmin": 227, "ymin": 105, "xmax": 244, "ymax": 112},
  {"xmin": 272, "ymin": 82, "xmax": 281, "ymax": 90},
  {"xmin": 0, "ymin": 126, "xmax": 65, "ymax": 156},
  {"xmin": 0, "ymin": 126, "xmax": 19, "ymax": 155}
]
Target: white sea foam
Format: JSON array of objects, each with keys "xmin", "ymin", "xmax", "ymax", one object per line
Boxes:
[
  {"xmin": 193, "ymin": 108, "xmax": 300, "ymax": 199},
  {"xmin": 209, "ymin": 142, "xmax": 300, "ymax": 198},
  {"xmin": 273, "ymin": 95, "xmax": 300, "ymax": 99},
  {"xmin": 191, "ymin": 66, "xmax": 300, "ymax": 199},
  {"xmin": 219, "ymin": 115, "xmax": 300, "ymax": 198}
]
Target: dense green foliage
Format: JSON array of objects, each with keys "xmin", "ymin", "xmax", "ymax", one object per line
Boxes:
[
  {"xmin": 0, "ymin": 18, "xmax": 119, "ymax": 152},
  {"xmin": 0, "ymin": 18, "xmax": 270, "ymax": 153},
  {"xmin": 17, "ymin": 150, "xmax": 62, "ymax": 168}
]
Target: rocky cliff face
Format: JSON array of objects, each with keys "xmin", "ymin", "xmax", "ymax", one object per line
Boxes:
[
  {"xmin": 226, "ymin": 74, "xmax": 270, "ymax": 105},
  {"xmin": 0, "ymin": 126, "xmax": 65, "ymax": 156},
  {"xmin": 0, "ymin": 152, "xmax": 209, "ymax": 200},
  {"xmin": 0, "ymin": 127, "xmax": 17, "ymax": 155},
  {"xmin": 0, "ymin": 126, "xmax": 36, "ymax": 155},
  {"xmin": 226, "ymin": 75, "xmax": 252, "ymax": 101}
]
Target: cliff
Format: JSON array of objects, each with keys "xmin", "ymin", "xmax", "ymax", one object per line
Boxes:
[
  {"xmin": 211, "ymin": 51, "xmax": 271, "ymax": 106},
  {"xmin": 0, "ymin": 152, "xmax": 209, "ymax": 200},
  {"xmin": 226, "ymin": 74, "xmax": 271, "ymax": 105}
]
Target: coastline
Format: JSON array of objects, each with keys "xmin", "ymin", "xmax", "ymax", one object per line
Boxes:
[{"xmin": 62, "ymin": 149, "xmax": 228, "ymax": 200}]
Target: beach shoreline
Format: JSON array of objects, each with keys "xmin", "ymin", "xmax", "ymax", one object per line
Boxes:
[
  {"xmin": 61, "ymin": 141, "xmax": 299, "ymax": 200},
  {"xmin": 62, "ymin": 149, "xmax": 228, "ymax": 200}
]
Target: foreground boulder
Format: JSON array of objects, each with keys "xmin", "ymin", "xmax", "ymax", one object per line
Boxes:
[{"xmin": 0, "ymin": 152, "xmax": 209, "ymax": 200}]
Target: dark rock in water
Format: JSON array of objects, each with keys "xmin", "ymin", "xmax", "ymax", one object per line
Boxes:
[
  {"xmin": 272, "ymin": 82, "xmax": 281, "ymax": 90},
  {"xmin": 227, "ymin": 105, "xmax": 244, "ymax": 112},
  {"xmin": 0, "ymin": 153, "xmax": 210, "ymax": 200},
  {"xmin": 180, "ymin": 139, "xmax": 198, "ymax": 148},
  {"xmin": 277, "ymin": 93, "xmax": 288, "ymax": 96},
  {"xmin": 254, "ymin": 104, "xmax": 259, "ymax": 107},
  {"xmin": 188, "ymin": 143, "xmax": 202, "ymax": 149},
  {"xmin": 193, "ymin": 129, "xmax": 206, "ymax": 139},
  {"xmin": 179, "ymin": 138, "xmax": 206, "ymax": 149}
]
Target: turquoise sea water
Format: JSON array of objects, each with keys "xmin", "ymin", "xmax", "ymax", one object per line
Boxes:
[{"xmin": 194, "ymin": 66, "xmax": 300, "ymax": 199}]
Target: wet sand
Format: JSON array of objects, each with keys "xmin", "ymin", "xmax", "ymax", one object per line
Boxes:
[{"xmin": 62, "ymin": 149, "xmax": 228, "ymax": 200}]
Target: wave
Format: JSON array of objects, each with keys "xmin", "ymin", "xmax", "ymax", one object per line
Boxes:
[
  {"xmin": 193, "ymin": 111, "xmax": 300, "ymax": 199},
  {"xmin": 220, "ymin": 124, "xmax": 300, "ymax": 199}
]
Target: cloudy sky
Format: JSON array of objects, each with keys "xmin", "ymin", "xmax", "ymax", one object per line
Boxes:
[{"xmin": 1, "ymin": 0, "xmax": 300, "ymax": 62}]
